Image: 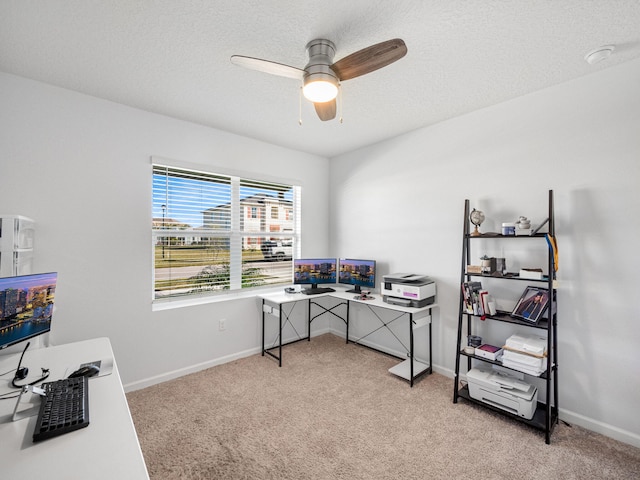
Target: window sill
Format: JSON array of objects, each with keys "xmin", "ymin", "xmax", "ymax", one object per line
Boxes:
[{"xmin": 151, "ymin": 286, "xmax": 287, "ymax": 311}]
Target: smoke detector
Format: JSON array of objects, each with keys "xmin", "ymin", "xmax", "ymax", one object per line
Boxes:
[{"xmin": 584, "ymin": 45, "xmax": 615, "ymax": 65}]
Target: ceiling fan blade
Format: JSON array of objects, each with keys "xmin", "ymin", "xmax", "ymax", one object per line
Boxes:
[
  {"xmin": 331, "ymin": 38, "xmax": 407, "ymax": 81},
  {"xmin": 230, "ymin": 55, "xmax": 304, "ymax": 80},
  {"xmin": 314, "ymin": 99, "xmax": 337, "ymax": 121}
]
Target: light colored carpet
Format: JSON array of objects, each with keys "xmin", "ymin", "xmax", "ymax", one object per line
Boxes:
[{"xmin": 127, "ymin": 334, "xmax": 640, "ymax": 479}]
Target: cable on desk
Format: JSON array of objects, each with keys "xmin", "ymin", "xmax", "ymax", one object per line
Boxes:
[
  {"xmin": 1, "ymin": 370, "xmax": 51, "ymax": 400},
  {"xmin": 0, "ymin": 390, "xmax": 21, "ymax": 400},
  {"xmin": 11, "ymin": 369, "xmax": 50, "ymax": 389}
]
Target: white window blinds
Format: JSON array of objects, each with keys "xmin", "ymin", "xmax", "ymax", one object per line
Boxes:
[{"xmin": 152, "ymin": 164, "xmax": 300, "ymax": 300}]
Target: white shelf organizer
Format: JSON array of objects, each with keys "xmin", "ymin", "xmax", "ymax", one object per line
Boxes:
[{"xmin": 0, "ymin": 215, "xmax": 34, "ymax": 277}]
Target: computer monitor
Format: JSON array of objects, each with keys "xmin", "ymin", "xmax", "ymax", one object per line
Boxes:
[
  {"xmin": 293, "ymin": 258, "xmax": 336, "ymax": 292},
  {"xmin": 339, "ymin": 258, "xmax": 376, "ymax": 293},
  {"xmin": 0, "ymin": 272, "xmax": 57, "ymax": 351}
]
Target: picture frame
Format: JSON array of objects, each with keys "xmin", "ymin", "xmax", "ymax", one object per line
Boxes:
[{"xmin": 511, "ymin": 286, "xmax": 549, "ymax": 323}]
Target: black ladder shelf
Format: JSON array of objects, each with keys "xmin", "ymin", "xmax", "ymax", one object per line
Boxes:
[{"xmin": 452, "ymin": 190, "xmax": 559, "ymax": 444}]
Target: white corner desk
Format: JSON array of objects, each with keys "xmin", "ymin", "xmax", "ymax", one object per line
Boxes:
[
  {"xmin": 0, "ymin": 337, "xmax": 149, "ymax": 480},
  {"xmin": 260, "ymin": 290, "xmax": 437, "ymax": 387}
]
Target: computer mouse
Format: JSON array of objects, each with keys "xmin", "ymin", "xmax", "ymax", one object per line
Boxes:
[{"xmin": 68, "ymin": 365, "xmax": 100, "ymax": 378}]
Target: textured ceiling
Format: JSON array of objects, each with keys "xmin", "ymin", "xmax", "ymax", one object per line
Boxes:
[{"xmin": 1, "ymin": 1, "xmax": 639, "ymax": 158}]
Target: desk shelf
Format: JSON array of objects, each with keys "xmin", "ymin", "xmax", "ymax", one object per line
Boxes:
[{"xmin": 388, "ymin": 358, "xmax": 431, "ymax": 381}]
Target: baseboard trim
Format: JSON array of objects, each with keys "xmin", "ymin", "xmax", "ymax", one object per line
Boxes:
[
  {"xmin": 558, "ymin": 409, "xmax": 640, "ymax": 448},
  {"xmin": 123, "ymin": 346, "xmax": 261, "ymax": 392},
  {"xmin": 124, "ymin": 328, "xmax": 334, "ymax": 393}
]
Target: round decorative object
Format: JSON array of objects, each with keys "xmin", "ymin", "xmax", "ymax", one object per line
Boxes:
[
  {"xmin": 469, "ymin": 208, "xmax": 485, "ymax": 236},
  {"xmin": 517, "ymin": 216, "xmax": 531, "ymax": 229}
]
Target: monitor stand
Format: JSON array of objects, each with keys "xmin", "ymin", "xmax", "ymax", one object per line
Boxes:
[
  {"xmin": 345, "ymin": 285, "xmax": 362, "ymax": 294},
  {"xmin": 301, "ymin": 284, "xmax": 335, "ymax": 295}
]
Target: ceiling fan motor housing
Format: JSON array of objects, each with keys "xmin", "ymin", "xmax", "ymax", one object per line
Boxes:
[{"xmin": 303, "ymin": 39, "xmax": 339, "ymax": 92}]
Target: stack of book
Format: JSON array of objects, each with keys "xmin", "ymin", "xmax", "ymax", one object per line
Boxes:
[
  {"xmin": 501, "ymin": 333, "xmax": 548, "ymax": 376},
  {"xmin": 461, "ymin": 282, "xmax": 497, "ymax": 316}
]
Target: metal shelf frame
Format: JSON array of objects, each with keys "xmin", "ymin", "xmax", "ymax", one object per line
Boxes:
[{"xmin": 452, "ymin": 190, "xmax": 559, "ymax": 444}]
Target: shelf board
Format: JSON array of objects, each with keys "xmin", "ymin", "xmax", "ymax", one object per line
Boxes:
[
  {"xmin": 388, "ymin": 358, "xmax": 430, "ymax": 380},
  {"xmin": 462, "ymin": 310, "xmax": 549, "ymax": 330},
  {"xmin": 459, "ymin": 350, "xmax": 549, "ymax": 379},
  {"xmin": 465, "ymin": 272, "xmax": 551, "ymax": 283},
  {"xmin": 465, "ymin": 233, "xmax": 547, "ymax": 239},
  {"xmin": 456, "ymin": 385, "xmax": 558, "ymax": 433}
]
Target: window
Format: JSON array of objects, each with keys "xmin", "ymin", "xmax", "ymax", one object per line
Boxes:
[{"xmin": 152, "ymin": 164, "xmax": 301, "ymax": 301}]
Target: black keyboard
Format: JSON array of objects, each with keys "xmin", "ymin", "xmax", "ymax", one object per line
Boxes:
[
  {"xmin": 301, "ymin": 287, "xmax": 335, "ymax": 295},
  {"xmin": 33, "ymin": 376, "xmax": 90, "ymax": 442}
]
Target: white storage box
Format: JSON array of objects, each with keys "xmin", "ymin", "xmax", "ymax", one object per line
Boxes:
[
  {"xmin": 474, "ymin": 344, "xmax": 503, "ymax": 361},
  {"xmin": 504, "ymin": 333, "xmax": 547, "ymax": 356},
  {"xmin": 467, "ymin": 367, "xmax": 537, "ymax": 420},
  {"xmin": 0, "ymin": 249, "xmax": 33, "ymax": 277},
  {"xmin": 501, "ymin": 349, "xmax": 547, "ymax": 376},
  {"xmin": 502, "ymin": 349, "xmax": 547, "ymax": 369},
  {"xmin": 0, "ymin": 215, "xmax": 35, "ymax": 250}
]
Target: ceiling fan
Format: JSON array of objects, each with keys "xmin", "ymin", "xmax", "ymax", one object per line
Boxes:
[{"xmin": 230, "ymin": 38, "xmax": 407, "ymax": 121}]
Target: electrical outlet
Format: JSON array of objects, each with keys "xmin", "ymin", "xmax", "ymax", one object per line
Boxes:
[{"xmin": 219, "ymin": 319, "xmax": 226, "ymax": 331}]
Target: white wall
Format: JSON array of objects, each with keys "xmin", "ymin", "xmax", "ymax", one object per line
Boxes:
[
  {"xmin": 329, "ymin": 58, "xmax": 640, "ymax": 446},
  {"xmin": 0, "ymin": 72, "xmax": 331, "ymax": 388}
]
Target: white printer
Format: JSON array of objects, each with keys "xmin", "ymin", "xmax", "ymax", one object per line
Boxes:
[
  {"xmin": 381, "ymin": 273, "xmax": 436, "ymax": 308},
  {"xmin": 466, "ymin": 367, "xmax": 538, "ymax": 420}
]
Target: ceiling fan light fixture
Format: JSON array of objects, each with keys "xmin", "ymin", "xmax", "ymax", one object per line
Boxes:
[
  {"xmin": 231, "ymin": 37, "xmax": 407, "ymax": 120},
  {"xmin": 303, "ymin": 72, "xmax": 338, "ymax": 103}
]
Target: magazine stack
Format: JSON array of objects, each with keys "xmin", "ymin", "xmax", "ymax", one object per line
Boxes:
[{"xmin": 502, "ymin": 333, "xmax": 548, "ymax": 376}]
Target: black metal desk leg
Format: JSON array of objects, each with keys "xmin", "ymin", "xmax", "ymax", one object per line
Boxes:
[
  {"xmin": 278, "ymin": 307, "xmax": 282, "ymax": 367},
  {"xmin": 346, "ymin": 301, "xmax": 350, "ymax": 343},
  {"xmin": 429, "ymin": 321, "xmax": 433, "ymax": 374},
  {"xmin": 409, "ymin": 313, "xmax": 414, "ymax": 387},
  {"xmin": 262, "ymin": 300, "xmax": 265, "ymax": 357},
  {"xmin": 307, "ymin": 299, "xmax": 312, "ymax": 341}
]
